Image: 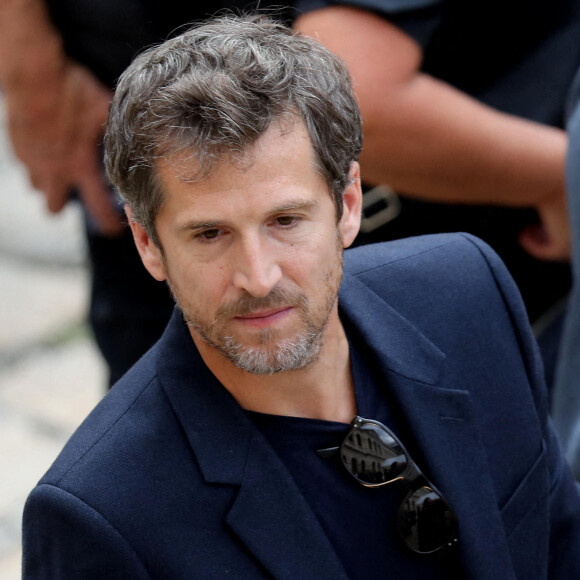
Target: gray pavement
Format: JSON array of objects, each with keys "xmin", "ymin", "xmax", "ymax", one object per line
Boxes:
[{"xmin": 0, "ymin": 101, "xmax": 106, "ymax": 578}]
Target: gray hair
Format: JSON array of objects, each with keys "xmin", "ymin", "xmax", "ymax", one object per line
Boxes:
[{"xmin": 104, "ymin": 13, "xmax": 363, "ymax": 244}]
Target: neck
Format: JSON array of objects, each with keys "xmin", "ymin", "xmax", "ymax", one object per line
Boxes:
[{"xmin": 191, "ymin": 312, "xmax": 356, "ymax": 423}]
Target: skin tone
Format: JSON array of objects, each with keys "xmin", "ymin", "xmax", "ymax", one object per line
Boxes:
[
  {"xmin": 128, "ymin": 121, "xmax": 363, "ymax": 423},
  {"xmin": 295, "ymin": 6, "xmax": 570, "ymax": 261},
  {"xmin": 0, "ymin": 0, "xmax": 121, "ymax": 235}
]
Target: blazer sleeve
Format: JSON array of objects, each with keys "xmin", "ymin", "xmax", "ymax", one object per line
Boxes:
[
  {"xmin": 23, "ymin": 483, "xmax": 150, "ymax": 580},
  {"xmin": 463, "ymin": 233, "xmax": 580, "ymax": 578}
]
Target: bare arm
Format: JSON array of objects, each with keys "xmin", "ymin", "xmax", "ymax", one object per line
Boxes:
[
  {"xmin": 296, "ymin": 6, "xmax": 570, "ymax": 259},
  {"xmin": 0, "ymin": 0, "xmax": 121, "ymax": 235}
]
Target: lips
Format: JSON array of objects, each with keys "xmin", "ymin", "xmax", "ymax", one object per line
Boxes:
[{"xmin": 233, "ymin": 306, "xmax": 293, "ymax": 326}]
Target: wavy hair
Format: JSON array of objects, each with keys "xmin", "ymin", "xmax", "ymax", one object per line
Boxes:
[{"xmin": 104, "ymin": 14, "xmax": 362, "ymax": 243}]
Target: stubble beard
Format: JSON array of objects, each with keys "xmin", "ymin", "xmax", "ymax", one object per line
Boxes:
[
  {"xmin": 200, "ymin": 294, "xmax": 326, "ymax": 375},
  {"xmin": 166, "ymin": 242, "xmax": 344, "ymax": 375}
]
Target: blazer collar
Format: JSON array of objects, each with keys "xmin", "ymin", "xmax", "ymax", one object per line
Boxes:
[
  {"xmin": 338, "ymin": 271, "xmax": 446, "ymax": 385},
  {"xmin": 339, "ymin": 273, "xmax": 517, "ymax": 580}
]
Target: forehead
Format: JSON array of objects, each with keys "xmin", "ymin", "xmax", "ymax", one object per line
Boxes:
[
  {"xmin": 155, "ymin": 122, "xmax": 332, "ymax": 221},
  {"xmin": 160, "ymin": 118, "xmax": 313, "ymax": 177}
]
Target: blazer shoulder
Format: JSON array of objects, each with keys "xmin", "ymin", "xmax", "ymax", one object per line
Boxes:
[
  {"xmin": 344, "ymin": 233, "xmax": 527, "ymax": 334},
  {"xmin": 38, "ymin": 347, "xmax": 162, "ymax": 487},
  {"xmin": 345, "ymin": 233, "xmax": 505, "ymax": 282}
]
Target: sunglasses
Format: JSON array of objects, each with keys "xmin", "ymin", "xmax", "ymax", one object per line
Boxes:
[{"xmin": 317, "ymin": 416, "xmax": 458, "ymax": 554}]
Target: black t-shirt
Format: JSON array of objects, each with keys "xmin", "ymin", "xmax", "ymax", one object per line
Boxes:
[{"xmin": 247, "ymin": 332, "xmax": 464, "ymax": 578}]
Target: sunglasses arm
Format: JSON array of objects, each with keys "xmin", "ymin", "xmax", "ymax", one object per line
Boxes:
[{"xmin": 315, "ymin": 446, "xmax": 340, "ymax": 459}]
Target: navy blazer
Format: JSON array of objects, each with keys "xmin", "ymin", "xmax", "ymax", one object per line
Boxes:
[{"xmin": 22, "ymin": 234, "xmax": 580, "ymax": 579}]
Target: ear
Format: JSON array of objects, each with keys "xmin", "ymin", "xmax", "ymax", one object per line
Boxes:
[
  {"xmin": 339, "ymin": 162, "xmax": 362, "ymax": 248},
  {"xmin": 125, "ymin": 205, "xmax": 167, "ymax": 281}
]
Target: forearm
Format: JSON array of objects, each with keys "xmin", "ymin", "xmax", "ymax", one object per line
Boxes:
[
  {"xmin": 360, "ymin": 73, "xmax": 567, "ymax": 207},
  {"xmin": 296, "ymin": 6, "xmax": 567, "ymax": 208}
]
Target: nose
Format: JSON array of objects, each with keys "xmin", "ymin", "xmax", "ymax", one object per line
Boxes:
[{"xmin": 231, "ymin": 235, "xmax": 283, "ymax": 297}]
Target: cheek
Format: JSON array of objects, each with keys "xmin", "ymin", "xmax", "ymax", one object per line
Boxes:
[
  {"xmin": 159, "ymin": 239, "xmax": 233, "ymax": 310},
  {"xmin": 164, "ymin": 256, "xmax": 210, "ymax": 305},
  {"xmin": 199, "ymin": 263, "xmax": 242, "ymax": 307},
  {"xmin": 287, "ymin": 244, "xmax": 337, "ymax": 288}
]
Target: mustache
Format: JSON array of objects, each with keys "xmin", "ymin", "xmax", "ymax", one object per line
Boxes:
[{"xmin": 216, "ymin": 287, "xmax": 308, "ymax": 318}]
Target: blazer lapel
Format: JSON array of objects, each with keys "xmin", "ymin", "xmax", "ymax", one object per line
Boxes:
[
  {"xmin": 155, "ymin": 310, "xmax": 349, "ymax": 579},
  {"xmin": 339, "ymin": 275, "xmax": 517, "ymax": 580},
  {"xmin": 225, "ymin": 433, "xmax": 349, "ymax": 580}
]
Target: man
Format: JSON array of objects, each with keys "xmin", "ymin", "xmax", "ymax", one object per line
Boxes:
[{"xmin": 22, "ymin": 15, "xmax": 580, "ymax": 578}]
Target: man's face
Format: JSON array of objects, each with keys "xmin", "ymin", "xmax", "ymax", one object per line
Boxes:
[{"xmin": 131, "ymin": 122, "xmax": 361, "ymax": 375}]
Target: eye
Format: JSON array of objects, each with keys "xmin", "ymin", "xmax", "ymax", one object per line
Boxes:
[
  {"xmin": 195, "ymin": 228, "xmax": 224, "ymax": 242},
  {"xmin": 275, "ymin": 215, "xmax": 299, "ymax": 227}
]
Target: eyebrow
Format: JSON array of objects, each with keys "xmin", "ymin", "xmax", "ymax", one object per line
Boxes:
[
  {"xmin": 270, "ymin": 199, "xmax": 320, "ymax": 214},
  {"xmin": 178, "ymin": 199, "xmax": 321, "ymax": 233}
]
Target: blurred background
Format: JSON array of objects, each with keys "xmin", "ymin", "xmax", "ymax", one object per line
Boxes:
[{"xmin": 0, "ymin": 96, "xmax": 105, "ymax": 578}]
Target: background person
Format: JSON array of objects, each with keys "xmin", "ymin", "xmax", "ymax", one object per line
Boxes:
[
  {"xmin": 0, "ymin": 0, "xmax": 295, "ymax": 386},
  {"xmin": 553, "ymin": 70, "xmax": 580, "ymax": 478},
  {"xmin": 295, "ymin": 0, "xmax": 580, "ymax": 385}
]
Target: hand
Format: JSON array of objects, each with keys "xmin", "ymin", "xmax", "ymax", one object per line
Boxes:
[
  {"xmin": 4, "ymin": 60, "xmax": 122, "ymax": 235},
  {"xmin": 518, "ymin": 188, "xmax": 571, "ymax": 262}
]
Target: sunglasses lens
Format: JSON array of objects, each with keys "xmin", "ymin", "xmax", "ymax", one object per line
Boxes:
[
  {"xmin": 398, "ymin": 487, "xmax": 457, "ymax": 553},
  {"xmin": 341, "ymin": 422, "xmax": 407, "ymax": 484}
]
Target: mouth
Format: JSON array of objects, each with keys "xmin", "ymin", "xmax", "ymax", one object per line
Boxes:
[{"xmin": 233, "ymin": 306, "xmax": 294, "ymax": 327}]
